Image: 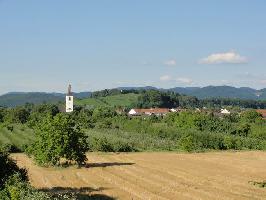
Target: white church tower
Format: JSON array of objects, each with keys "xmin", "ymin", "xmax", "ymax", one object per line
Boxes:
[{"xmin": 66, "ymin": 84, "xmax": 74, "ymax": 113}]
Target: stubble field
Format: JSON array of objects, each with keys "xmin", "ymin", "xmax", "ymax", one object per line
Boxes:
[{"xmin": 12, "ymin": 151, "xmax": 266, "ymax": 200}]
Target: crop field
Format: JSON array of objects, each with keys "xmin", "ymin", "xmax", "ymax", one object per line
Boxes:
[{"xmin": 12, "ymin": 151, "xmax": 266, "ymax": 200}]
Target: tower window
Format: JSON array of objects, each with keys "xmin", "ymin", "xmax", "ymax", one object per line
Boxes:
[{"xmin": 69, "ymin": 97, "xmax": 71, "ymax": 101}]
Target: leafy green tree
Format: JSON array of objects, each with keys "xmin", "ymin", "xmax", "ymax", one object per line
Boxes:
[
  {"xmin": 241, "ymin": 110, "xmax": 262, "ymax": 123},
  {"xmin": 92, "ymin": 107, "xmax": 117, "ymax": 120},
  {"xmin": 27, "ymin": 104, "xmax": 59, "ymax": 128},
  {"xmin": 4, "ymin": 107, "xmax": 30, "ymax": 124},
  {"xmin": 136, "ymin": 90, "xmax": 180, "ymax": 108},
  {"xmin": 27, "ymin": 113, "xmax": 89, "ymax": 166}
]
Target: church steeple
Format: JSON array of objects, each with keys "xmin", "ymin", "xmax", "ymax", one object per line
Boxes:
[
  {"xmin": 66, "ymin": 84, "xmax": 74, "ymax": 113},
  {"xmin": 67, "ymin": 84, "xmax": 72, "ymax": 96}
]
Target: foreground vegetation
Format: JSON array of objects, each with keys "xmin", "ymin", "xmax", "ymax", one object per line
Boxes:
[
  {"xmin": 0, "ymin": 150, "xmax": 82, "ymax": 199},
  {"xmin": 0, "ymin": 90, "xmax": 266, "ymax": 155}
]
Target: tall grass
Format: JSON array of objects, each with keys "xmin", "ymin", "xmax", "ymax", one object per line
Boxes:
[{"xmin": 0, "ymin": 124, "xmax": 35, "ymax": 152}]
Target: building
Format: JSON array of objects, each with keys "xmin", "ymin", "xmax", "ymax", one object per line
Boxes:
[
  {"xmin": 221, "ymin": 108, "xmax": 230, "ymax": 115},
  {"xmin": 128, "ymin": 108, "xmax": 171, "ymax": 116},
  {"xmin": 66, "ymin": 84, "xmax": 74, "ymax": 113},
  {"xmin": 256, "ymin": 109, "xmax": 266, "ymax": 119}
]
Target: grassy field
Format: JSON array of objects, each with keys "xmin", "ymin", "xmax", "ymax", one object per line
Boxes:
[
  {"xmin": 12, "ymin": 151, "xmax": 266, "ymax": 200},
  {"xmin": 0, "ymin": 124, "xmax": 35, "ymax": 151},
  {"xmin": 75, "ymin": 93, "xmax": 140, "ymax": 108},
  {"xmin": 0, "ymin": 126, "xmax": 176, "ymax": 153}
]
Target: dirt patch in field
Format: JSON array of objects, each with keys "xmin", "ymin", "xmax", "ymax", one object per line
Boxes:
[{"xmin": 12, "ymin": 151, "xmax": 266, "ymax": 200}]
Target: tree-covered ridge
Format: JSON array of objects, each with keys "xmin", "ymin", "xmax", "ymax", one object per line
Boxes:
[
  {"xmin": 168, "ymin": 86, "xmax": 266, "ymax": 100},
  {"xmin": 2, "ymin": 85, "xmax": 266, "ymax": 108},
  {"xmin": 0, "ymin": 92, "xmax": 91, "ymax": 107},
  {"xmin": 77, "ymin": 89, "xmax": 266, "ymax": 109}
]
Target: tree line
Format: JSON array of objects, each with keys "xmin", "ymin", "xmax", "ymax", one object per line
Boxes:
[{"xmin": 91, "ymin": 89, "xmax": 266, "ymax": 109}]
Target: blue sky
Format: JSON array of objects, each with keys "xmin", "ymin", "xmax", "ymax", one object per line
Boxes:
[{"xmin": 0, "ymin": 0, "xmax": 266, "ymax": 94}]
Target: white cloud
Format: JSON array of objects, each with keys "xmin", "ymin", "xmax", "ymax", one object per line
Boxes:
[
  {"xmin": 164, "ymin": 59, "xmax": 176, "ymax": 66},
  {"xmin": 260, "ymin": 80, "xmax": 266, "ymax": 84},
  {"xmin": 176, "ymin": 77, "xmax": 193, "ymax": 84},
  {"xmin": 160, "ymin": 75, "xmax": 172, "ymax": 81},
  {"xmin": 160, "ymin": 75, "xmax": 193, "ymax": 84},
  {"xmin": 199, "ymin": 51, "xmax": 247, "ymax": 64}
]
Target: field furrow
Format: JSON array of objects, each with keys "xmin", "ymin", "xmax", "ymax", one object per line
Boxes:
[{"xmin": 12, "ymin": 151, "xmax": 266, "ymax": 200}]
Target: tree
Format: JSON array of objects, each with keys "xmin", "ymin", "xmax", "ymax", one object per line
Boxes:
[
  {"xmin": 241, "ymin": 110, "xmax": 262, "ymax": 123},
  {"xmin": 0, "ymin": 151, "xmax": 28, "ymax": 189},
  {"xmin": 4, "ymin": 107, "xmax": 30, "ymax": 124},
  {"xmin": 27, "ymin": 104, "xmax": 59, "ymax": 128},
  {"xmin": 27, "ymin": 113, "xmax": 89, "ymax": 166}
]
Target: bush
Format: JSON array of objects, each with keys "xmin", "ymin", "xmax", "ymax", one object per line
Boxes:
[
  {"xmin": 112, "ymin": 140, "xmax": 136, "ymax": 152},
  {"xmin": 178, "ymin": 134, "xmax": 202, "ymax": 152},
  {"xmin": 89, "ymin": 136, "xmax": 114, "ymax": 152},
  {"xmin": 0, "ymin": 143, "xmax": 21, "ymax": 153}
]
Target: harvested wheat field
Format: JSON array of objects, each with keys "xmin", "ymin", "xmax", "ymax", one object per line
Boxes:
[{"xmin": 12, "ymin": 151, "xmax": 266, "ymax": 200}]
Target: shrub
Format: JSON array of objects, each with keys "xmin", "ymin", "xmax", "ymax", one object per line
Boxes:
[
  {"xmin": 112, "ymin": 140, "xmax": 136, "ymax": 152},
  {"xmin": 178, "ymin": 134, "xmax": 202, "ymax": 152},
  {"xmin": 89, "ymin": 136, "xmax": 114, "ymax": 152},
  {"xmin": 0, "ymin": 143, "xmax": 21, "ymax": 153}
]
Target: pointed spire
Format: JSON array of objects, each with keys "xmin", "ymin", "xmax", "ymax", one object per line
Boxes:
[{"xmin": 67, "ymin": 84, "xmax": 72, "ymax": 96}]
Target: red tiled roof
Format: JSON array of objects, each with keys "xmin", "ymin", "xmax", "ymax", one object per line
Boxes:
[
  {"xmin": 132, "ymin": 108, "xmax": 170, "ymax": 114},
  {"xmin": 256, "ymin": 109, "xmax": 266, "ymax": 118}
]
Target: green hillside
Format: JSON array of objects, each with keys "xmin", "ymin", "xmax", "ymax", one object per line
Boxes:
[
  {"xmin": 0, "ymin": 124, "xmax": 35, "ymax": 151},
  {"xmin": 75, "ymin": 93, "xmax": 139, "ymax": 108},
  {"xmin": 0, "ymin": 93, "xmax": 64, "ymax": 107}
]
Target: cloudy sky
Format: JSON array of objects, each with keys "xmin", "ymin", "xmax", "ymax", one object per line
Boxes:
[{"xmin": 0, "ymin": 0, "xmax": 266, "ymax": 94}]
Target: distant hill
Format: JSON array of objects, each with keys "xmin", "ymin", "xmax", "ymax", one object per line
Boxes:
[
  {"xmin": 0, "ymin": 93, "xmax": 64, "ymax": 107},
  {"xmin": 0, "ymin": 92, "xmax": 91, "ymax": 107},
  {"xmin": 168, "ymin": 86, "xmax": 266, "ymax": 100},
  {"xmin": 117, "ymin": 86, "xmax": 158, "ymax": 91},
  {"xmin": 1, "ymin": 86, "xmax": 266, "ymax": 107}
]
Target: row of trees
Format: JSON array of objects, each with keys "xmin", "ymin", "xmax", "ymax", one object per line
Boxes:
[
  {"xmin": 90, "ymin": 89, "xmax": 266, "ymax": 109},
  {"xmin": 135, "ymin": 90, "xmax": 266, "ymax": 109}
]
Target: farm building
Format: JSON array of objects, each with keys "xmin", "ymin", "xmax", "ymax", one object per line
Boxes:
[
  {"xmin": 221, "ymin": 108, "xmax": 230, "ymax": 114},
  {"xmin": 128, "ymin": 108, "xmax": 171, "ymax": 116}
]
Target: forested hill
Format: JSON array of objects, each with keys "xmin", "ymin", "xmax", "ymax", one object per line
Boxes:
[
  {"xmin": 118, "ymin": 86, "xmax": 266, "ymax": 100},
  {"xmin": 1, "ymin": 86, "xmax": 266, "ymax": 107},
  {"xmin": 0, "ymin": 92, "xmax": 91, "ymax": 107},
  {"xmin": 167, "ymin": 86, "xmax": 266, "ymax": 100}
]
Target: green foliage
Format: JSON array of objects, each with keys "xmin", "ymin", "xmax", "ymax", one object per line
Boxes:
[
  {"xmin": 0, "ymin": 151, "xmax": 28, "ymax": 189},
  {"xmin": 76, "ymin": 93, "xmax": 140, "ymax": 108},
  {"xmin": 4, "ymin": 107, "xmax": 30, "ymax": 124},
  {"xmin": 178, "ymin": 134, "xmax": 200, "ymax": 152},
  {"xmin": 27, "ymin": 113, "xmax": 89, "ymax": 166},
  {"xmin": 1, "ymin": 96, "xmax": 266, "ymax": 154},
  {"xmin": 240, "ymin": 110, "xmax": 262, "ymax": 123},
  {"xmin": 89, "ymin": 133, "xmax": 136, "ymax": 152},
  {"xmin": 86, "ymin": 129, "xmax": 177, "ymax": 152},
  {"xmin": 0, "ymin": 124, "xmax": 35, "ymax": 153},
  {"xmin": 0, "ymin": 151, "xmax": 77, "ymax": 200},
  {"xmin": 27, "ymin": 104, "xmax": 59, "ymax": 128},
  {"xmin": 135, "ymin": 90, "xmax": 181, "ymax": 108}
]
